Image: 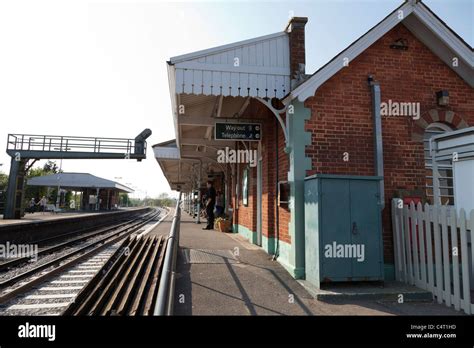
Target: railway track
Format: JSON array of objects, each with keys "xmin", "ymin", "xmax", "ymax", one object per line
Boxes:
[
  {"xmin": 1, "ymin": 248, "xmax": 116, "ymax": 316},
  {"xmin": 0, "ymin": 209, "xmax": 152, "ymax": 272},
  {"xmin": 64, "ymin": 234, "xmax": 167, "ymax": 316},
  {"xmin": 0, "ymin": 208, "xmax": 162, "ymax": 315}
]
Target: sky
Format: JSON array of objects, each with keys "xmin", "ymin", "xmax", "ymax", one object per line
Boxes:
[{"xmin": 0, "ymin": 0, "xmax": 472, "ymax": 198}]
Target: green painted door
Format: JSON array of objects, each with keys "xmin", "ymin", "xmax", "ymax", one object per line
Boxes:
[
  {"xmin": 349, "ymin": 180, "xmax": 383, "ymax": 279},
  {"xmin": 320, "ymin": 178, "xmax": 352, "ymax": 280},
  {"xmin": 305, "ymin": 174, "xmax": 384, "ymax": 284}
]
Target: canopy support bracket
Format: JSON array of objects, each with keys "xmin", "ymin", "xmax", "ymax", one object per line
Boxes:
[{"xmin": 255, "ymin": 98, "xmax": 291, "ymax": 153}]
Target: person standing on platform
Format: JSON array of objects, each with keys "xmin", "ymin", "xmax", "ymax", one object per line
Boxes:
[
  {"xmin": 203, "ymin": 181, "xmax": 216, "ymax": 230},
  {"xmin": 27, "ymin": 198, "xmax": 36, "ymax": 213},
  {"xmin": 37, "ymin": 196, "xmax": 47, "ymax": 214}
]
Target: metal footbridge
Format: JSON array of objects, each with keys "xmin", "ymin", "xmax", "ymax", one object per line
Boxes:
[{"xmin": 4, "ymin": 129, "xmax": 152, "ymax": 219}]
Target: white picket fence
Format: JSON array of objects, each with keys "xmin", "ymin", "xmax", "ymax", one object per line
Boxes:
[{"xmin": 391, "ymin": 199, "xmax": 474, "ymax": 314}]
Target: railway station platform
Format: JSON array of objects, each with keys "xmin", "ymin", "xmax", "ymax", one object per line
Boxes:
[
  {"xmin": 150, "ymin": 212, "xmax": 463, "ymax": 316},
  {"xmin": 0, "ymin": 209, "xmax": 132, "ymax": 226},
  {"xmin": 0, "ymin": 207, "xmax": 151, "ymax": 244}
]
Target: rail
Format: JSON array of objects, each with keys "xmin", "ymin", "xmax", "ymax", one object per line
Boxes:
[
  {"xmin": 0, "ymin": 209, "xmax": 159, "ymax": 304},
  {"xmin": 154, "ymin": 193, "xmax": 181, "ymax": 315}
]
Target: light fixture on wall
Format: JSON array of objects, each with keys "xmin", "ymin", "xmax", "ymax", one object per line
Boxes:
[
  {"xmin": 390, "ymin": 38, "xmax": 409, "ymax": 50},
  {"xmin": 436, "ymin": 90, "xmax": 449, "ymax": 106}
]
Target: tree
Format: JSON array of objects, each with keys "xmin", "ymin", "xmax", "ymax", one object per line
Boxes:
[
  {"xmin": 25, "ymin": 161, "xmax": 61, "ymax": 203},
  {"xmin": 0, "ymin": 171, "xmax": 8, "ymax": 212},
  {"xmin": 156, "ymin": 193, "xmax": 175, "ymax": 207},
  {"xmin": 43, "ymin": 161, "xmax": 60, "ymax": 174},
  {"xmin": 119, "ymin": 193, "xmax": 130, "ymax": 207},
  {"xmin": 0, "ymin": 172, "xmax": 8, "ymax": 192}
]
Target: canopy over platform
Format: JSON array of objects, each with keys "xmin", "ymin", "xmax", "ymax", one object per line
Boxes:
[
  {"xmin": 168, "ymin": 31, "xmax": 291, "ymax": 100},
  {"xmin": 27, "ymin": 173, "xmax": 134, "ymax": 193},
  {"xmin": 152, "ymin": 140, "xmax": 186, "ymax": 191},
  {"xmin": 157, "ymin": 18, "xmax": 307, "ymax": 191}
]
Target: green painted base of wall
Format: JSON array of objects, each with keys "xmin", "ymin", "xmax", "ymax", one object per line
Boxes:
[
  {"xmin": 274, "ymin": 239, "xmax": 305, "ymax": 279},
  {"xmin": 384, "ymin": 263, "xmax": 395, "ymax": 281},
  {"xmin": 234, "ymin": 223, "xmax": 393, "ymax": 283},
  {"xmin": 276, "ymin": 238, "xmax": 291, "ymax": 273},
  {"xmin": 262, "ymin": 235, "xmax": 275, "ymax": 255},
  {"xmin": 232, "ymin": 224, "xmax": 257, "ymax": 244},
  {"xmin": 233, "ymin": 226, "xmax": 303, "ymax": 278}
]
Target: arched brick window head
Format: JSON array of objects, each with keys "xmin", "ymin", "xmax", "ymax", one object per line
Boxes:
[{"xmin": 412, "ymin": 109, "xmax": 469, "ymax": 142}]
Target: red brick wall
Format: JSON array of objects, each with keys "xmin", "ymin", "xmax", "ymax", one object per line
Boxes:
[
  {"xmin": 232, "ymin": 103, "xmax": 259, "ymax": 234},
  {"xmin": 304, "ymin": 24, "xmax": 474, "ymax": 262},
  {"xmin": 232, "ymin": 100, "xmax": 291, "ymax": 244},
  {"xmin": 276, "ymin": 113, "xmax": 291, "ymax": 244},
  {"xmin": 261, "ymin": 112, "xmax": 275, "ymax": 239},
  {"xmin": 233, "ymin": 149, "xmax": 257, "ymax": 233},
  {"xmin": 260, "ymin": 107, "xmax": 291, "ymax": 244}
]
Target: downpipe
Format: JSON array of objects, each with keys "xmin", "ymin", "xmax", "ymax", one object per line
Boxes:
[{"xmin": 368, "ymin": 75, "xmax": 385, "ymax": 209}]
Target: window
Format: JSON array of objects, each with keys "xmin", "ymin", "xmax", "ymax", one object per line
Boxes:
[
  {"xmin": 424, "ymin": 123, "xmax": 454, "ymax": 205},
  {"xmin": 242, "ymin": 168, "xmax": 249, "ymax": 206}
]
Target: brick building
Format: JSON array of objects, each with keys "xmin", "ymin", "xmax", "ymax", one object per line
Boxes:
[{"xmin": 154, "ymin": 1, "xmax": 473, "ymax": 286}]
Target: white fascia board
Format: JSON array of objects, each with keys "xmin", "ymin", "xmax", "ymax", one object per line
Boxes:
[
  {"xmin": 286, "ymin": 2, "xmax": 415, "ymax": 103},
  {"xmin": 174, "ymin": 61, "xmax": 290, "ymax": 76},
  {"xmin": 153, "ymin": 145, "xmax": 181, "ymax": 160},
  {"xmin": 115, "ymin": 183, "xmax": 134, "ymax": 193},
  {"xmin": 167, "ymin": 63, "xmax": 181, "ymax": 153},
  {"xmin": 169, "ymin": 32, "xmax": 287, "ymax": 64},
  {"xmin": 414, "ymin": 4, "xmax": 473, "ymax": 67}
]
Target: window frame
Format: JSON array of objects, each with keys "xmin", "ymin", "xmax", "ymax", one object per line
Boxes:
[{"xmin": 424, "ymin": 123, "xmax": 455, "ymax": 205}]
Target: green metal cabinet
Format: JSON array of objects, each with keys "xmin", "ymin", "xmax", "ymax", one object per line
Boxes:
[{"xmin": 304, "ymin": 174, "xmax": 384, "ymax": 287}]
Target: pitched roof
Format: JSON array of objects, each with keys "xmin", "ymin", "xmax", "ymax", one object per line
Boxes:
[
  {"xmin": 27, "ymin": 173, "xmax": 133, "ymax": 193},
  {"xmin": 284, "ymin": 0, "xmax": 473, "ymax": 103}
]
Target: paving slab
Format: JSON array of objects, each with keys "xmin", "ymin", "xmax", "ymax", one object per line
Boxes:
[
  {"xmin": 171, "ymin": 212, "xmax": 464, "ymax": 316},
  {"xmin": 299, "ymin": 280, "xmax": 433, "ymax": 302}
]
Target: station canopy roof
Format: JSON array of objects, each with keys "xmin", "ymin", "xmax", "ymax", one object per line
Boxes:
[
  {"xmin": 155, "ymin": 27, "xmax": 293, "ymax": 191},
  {"xmin": 27, "ymin": 173, "xmax": 134, "ymax": 193}
]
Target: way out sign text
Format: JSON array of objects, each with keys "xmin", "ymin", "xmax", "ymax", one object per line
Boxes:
[{"xmin": 215, "ymin": 123, "xmax": 261, "ymax": 141}]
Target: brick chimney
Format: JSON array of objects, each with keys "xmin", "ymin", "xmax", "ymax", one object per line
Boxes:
[{"xmin": 285, "ymin": 17, "xmax": 308, "ymax": 88}]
